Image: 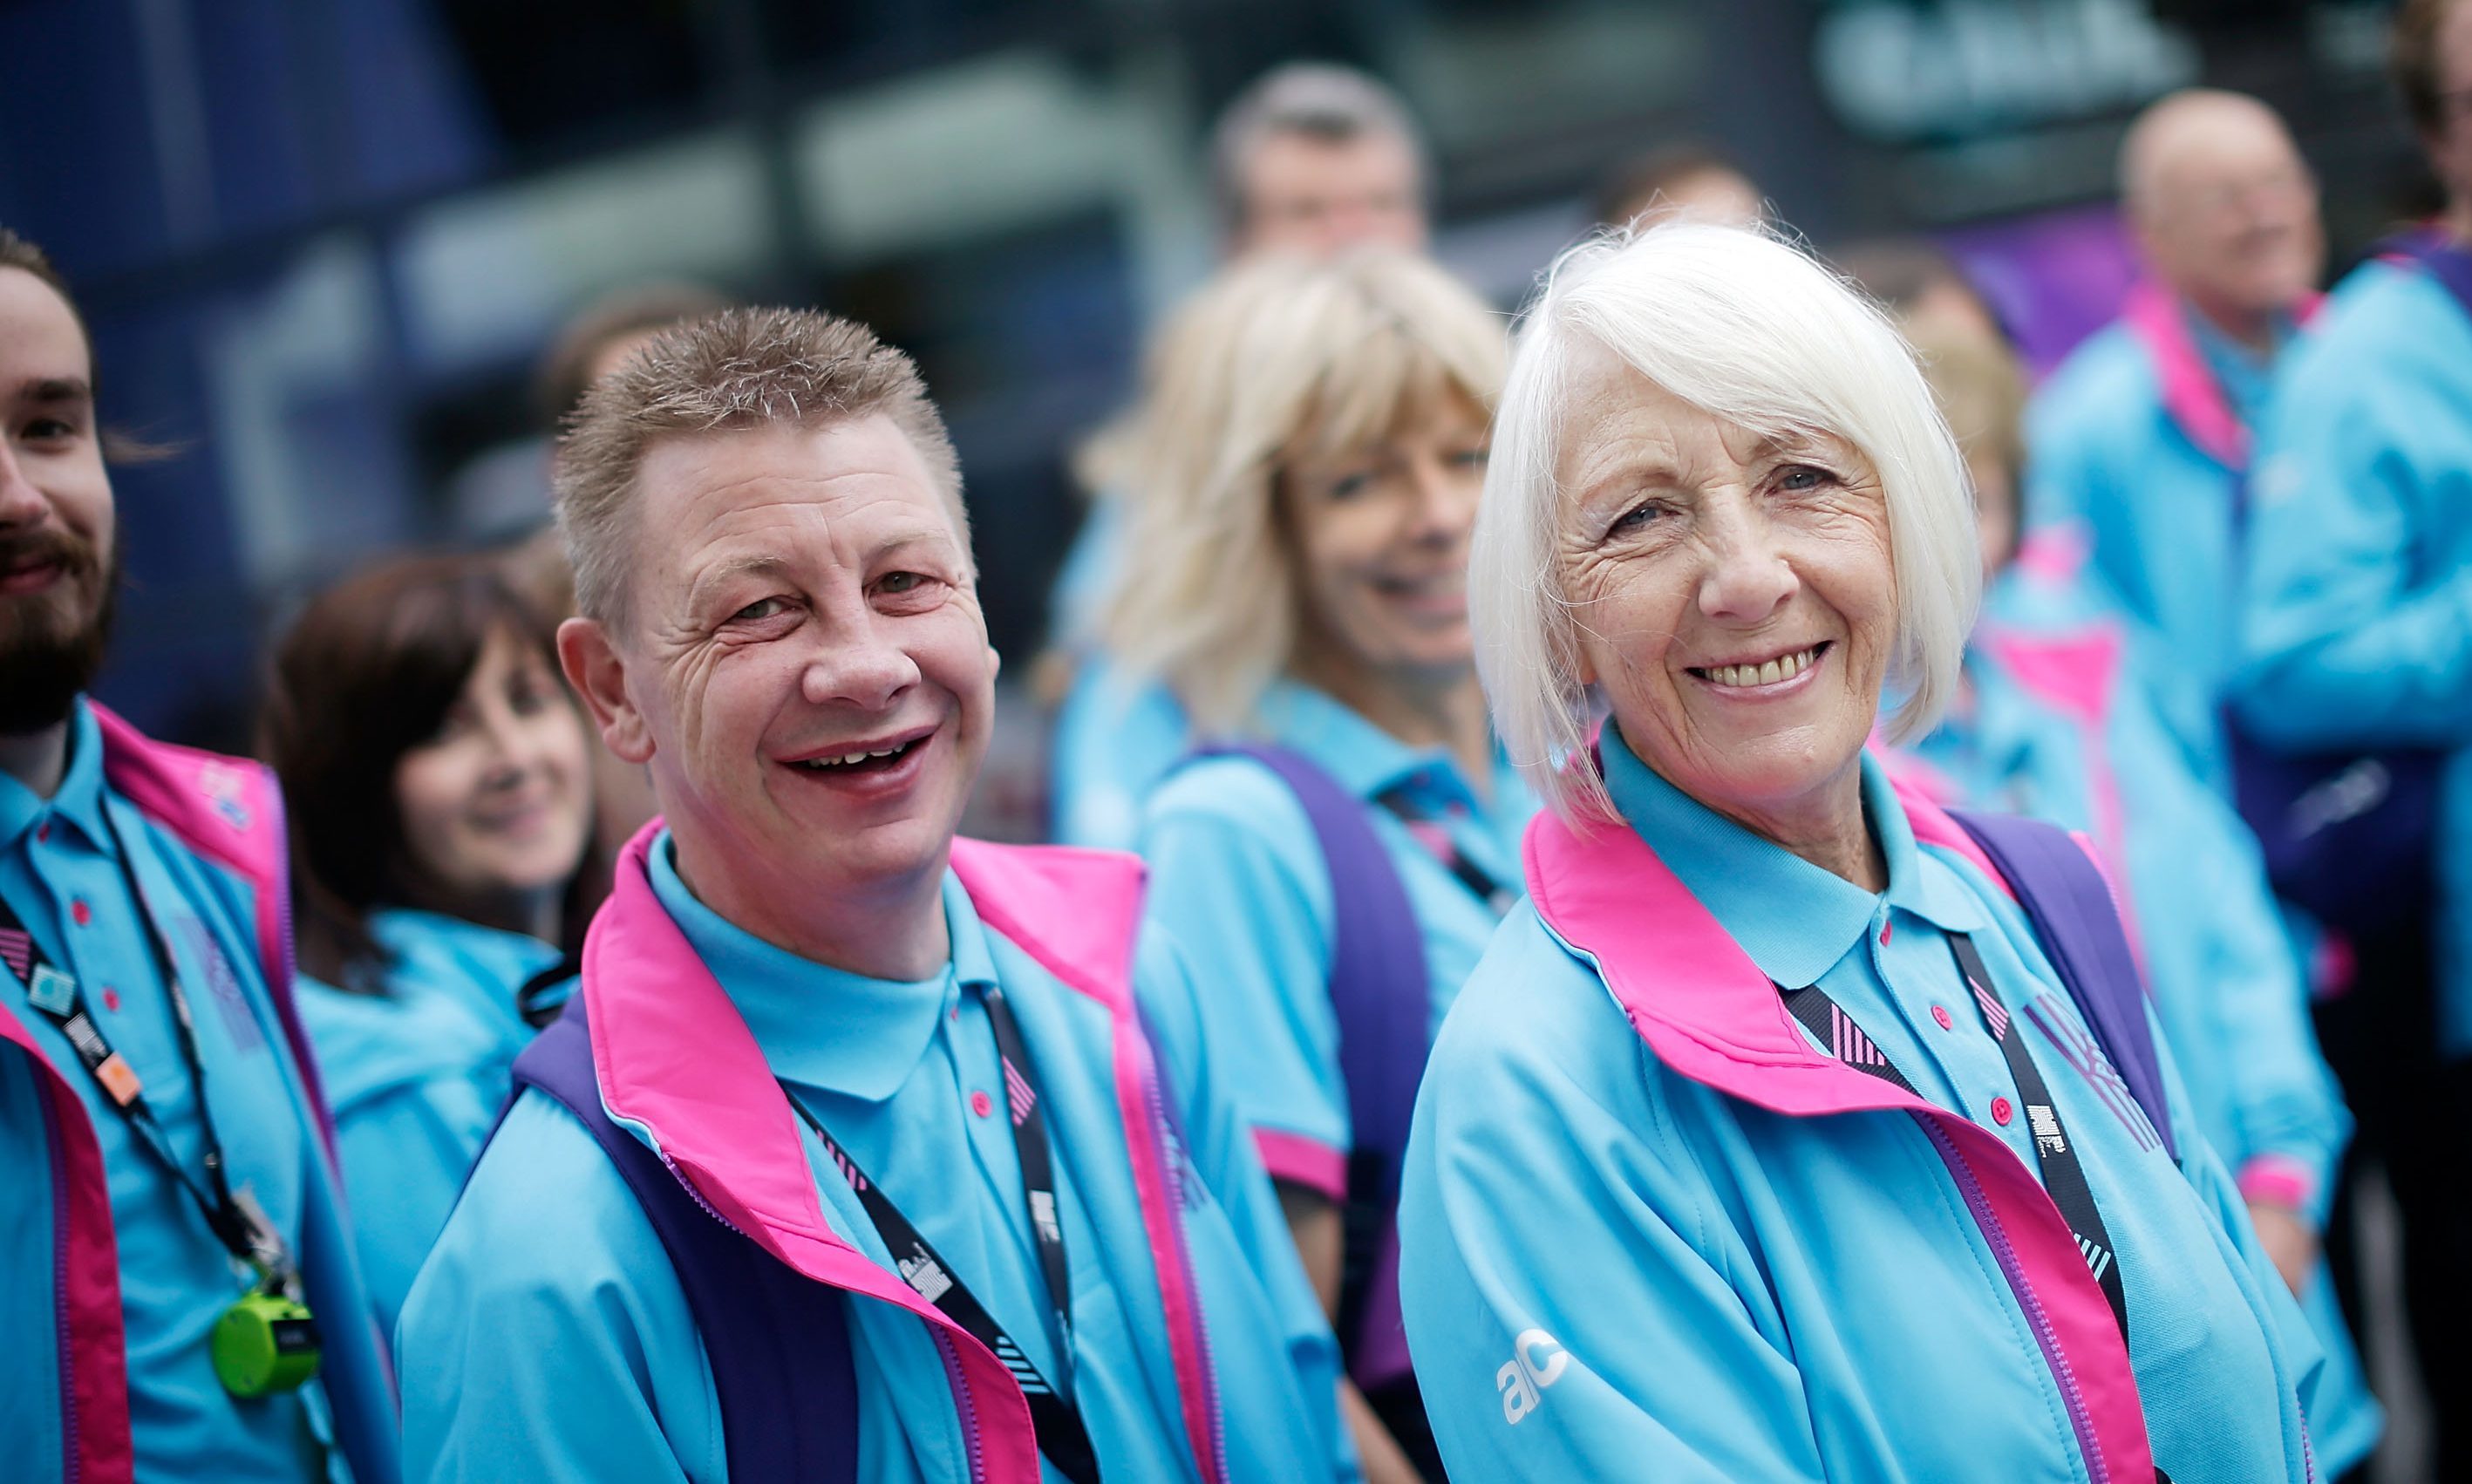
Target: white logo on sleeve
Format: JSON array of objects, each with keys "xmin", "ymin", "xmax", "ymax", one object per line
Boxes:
[{"xmin": 1496, "ymin": 1329, "xmax": 1568, "ymax": 1425}]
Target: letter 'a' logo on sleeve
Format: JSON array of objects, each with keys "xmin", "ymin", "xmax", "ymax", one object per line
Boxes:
[{"xmin": 1495, "ymin": 1328, "xmax": 1568, "ymax": 1425}]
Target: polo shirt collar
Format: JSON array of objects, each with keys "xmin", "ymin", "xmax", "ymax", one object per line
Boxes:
[
  {"xmin": 1256, "ymin": 679, "xmax": 1508, "ymax": 815},
  {"xmin": 647, "ymin": 830, "xmax": 991, "ymax": 1101},
  {"xmin": 0, "ymin": 699, "xmax": 110, "ymax": 855},
  {"xmin": 1601, "ymin": 725, "xmax": 1982, "ymax": 991}
]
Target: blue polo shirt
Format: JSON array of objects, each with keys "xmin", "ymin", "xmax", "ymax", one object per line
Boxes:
[
  {"xmin": 1395, "ymin": 738, "xmax": 2324, "ymax": 1481},
  {"xmin": 1137, "ymin": 683, "xmax": 1534, "ymax": 1170},
  {"xmin": 0, "ymin": 702, "xmax": 333, "ymax": 1480},
  {"xmin": 400, "ymin": 831, "xmax": 1351, "ymax": 1483},
  {"xmin": 297, "ymin": 909, "xmax": 556, "ymax": 1338}
]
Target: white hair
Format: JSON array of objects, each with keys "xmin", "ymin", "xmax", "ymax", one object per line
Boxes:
[{"xmin": 1471, "ymin": 221, "xmax": 1978, "ymax": 824}]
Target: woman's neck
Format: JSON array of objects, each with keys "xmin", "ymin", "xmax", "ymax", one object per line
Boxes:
[
  {"xmin": 1714, "ymin": 764, "xmax": 1883, "ymax": 894},
  {"xmin": 405, "ymin": 880, "xmax": 562, "ymax": 945},
  {"xmin": 1293, "ymin": 647, "xmax": 1495, "ymax": 803}
]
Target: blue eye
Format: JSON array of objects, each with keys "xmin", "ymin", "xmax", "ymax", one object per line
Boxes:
[
  {"xmin": 1777, "ymin": 464, "xmax": 1835, "ymax": 492},
  {"xmin": 731, "ymin": 596, "xmax": 787, "ymax": 623},
  {"xmin": 1325, "ymin": 472, "xmax": 1374, "ymax": 501}
]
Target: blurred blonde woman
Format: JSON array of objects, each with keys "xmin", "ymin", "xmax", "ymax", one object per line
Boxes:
[{"xmin": 1106, "ymin": 248, "xmax": 1525, "ymax": 1481}]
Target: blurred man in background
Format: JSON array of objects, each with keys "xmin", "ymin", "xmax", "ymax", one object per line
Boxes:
[
  {"xmin": 1212, "ymin": 62, "xmax": 1429, "ymax": 259},
  {"xmin": 0, "ymin": 227, "xmax": 398, "ymax": 1484},
  {"xmin": 1594, "ymin": 142, "xmax": 1767, "ymax": 230},
  {"xmin": 2237, "ymin": 3, "xmax": 2472, "ymax": 1473},
  {"xmin": 2028, "ymin": 88, "xmax": 2325, "ymax": 770}
]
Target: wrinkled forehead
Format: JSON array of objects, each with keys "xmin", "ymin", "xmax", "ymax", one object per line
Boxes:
[
  {"xmin": 1549, "ymin": 337, "xmax": 1851, "ymax": 494},
  {"xmin": 631, "ymin": 417, "xmax": 970, "ymax": 595}
]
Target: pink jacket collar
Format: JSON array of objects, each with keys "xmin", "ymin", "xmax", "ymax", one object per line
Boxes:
[
  {"xmin": 2120, "ymin": 280, "xmax": 2322, "ymax": 472},
  {"xmin": 580, "ymin": 827, "xmax": 1222, "ymax": 1484}
]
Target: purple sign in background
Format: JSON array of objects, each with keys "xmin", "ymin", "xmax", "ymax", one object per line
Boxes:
[{"xmin": 1938, "ymin": 203, "xmax": 2141, "ymax": 380}]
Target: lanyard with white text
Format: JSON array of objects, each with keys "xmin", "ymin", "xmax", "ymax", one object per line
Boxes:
[
  {"xmin": 1780, "ymin": 931, "xmax": 2134, "ymax": 1347},
  {"xmin": 785, "ymin": 984, "xmax": 1099, "ymax": 1484},
  {"xmin": 0, "ymin": 816, "xmax": 297, "ymax": 1290}
]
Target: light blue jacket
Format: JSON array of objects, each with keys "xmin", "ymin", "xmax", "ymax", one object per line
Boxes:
[
  {"xmin": 399, "ymin": 830, "xmax": 1350, "ymax": 1484},
  {"xmin": 1399, "ymin": 736, "xmax": 2326, "ymax": 1482},
  {"xmin": 2237, "ymin": 251, "xmax": 2472, "ymax": 1056},
  {"xmin": 1136, "ymin": 683, "xmax": 1533, "ymax": 1195},
  {"xmin": 2027, "ymin": 283, "xmax": 2300, "ymax": 718},
  {"xmin": 0, "ymin": 700, "xmax": 398, "ymax": 1484},
  {"xmin": 1906, "ymin": 606, "xmax": 2377, "ymax": 1474},
  {"xmin": 296, "ymin": 909, "xmax": 555, "ymax": 1337}
]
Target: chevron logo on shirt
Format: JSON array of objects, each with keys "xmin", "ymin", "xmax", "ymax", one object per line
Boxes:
[{"xmin": 2077, "ymin": 1234, "xmax": 2114, "ymax": 1283}]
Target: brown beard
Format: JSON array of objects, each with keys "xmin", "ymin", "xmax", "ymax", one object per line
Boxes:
[{"xmin": 0, "ymin": 526, "xmax": 117, "ymax": 736}]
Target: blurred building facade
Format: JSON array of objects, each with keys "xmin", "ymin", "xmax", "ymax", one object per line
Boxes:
[{"xmin": 0, "ymin": 0, "xmax": 2427, "ymax": 747}]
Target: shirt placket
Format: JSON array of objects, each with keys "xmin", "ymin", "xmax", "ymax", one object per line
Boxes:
[
  {"xmin": 1869, "ymin": 908, "xmax": 2040, "ymax": 1172},
  {"xmin": 948, "ymin": 985, "xmax": 1066, "ymax": 1385}
]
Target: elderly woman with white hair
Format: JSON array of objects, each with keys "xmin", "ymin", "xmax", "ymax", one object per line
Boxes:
[{"xmin": 1395, "ymin": 225, "xmax": 2331, "ymax": 1482}]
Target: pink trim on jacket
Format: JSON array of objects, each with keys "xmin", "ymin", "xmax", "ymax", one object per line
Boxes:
[
  {"xmin": 1522, "ymin": 782, "xmax": 2156, "ymax": 1481},
  {"xmin": 1252, "ymin": 1129, "xmax": 1348, "ymax": 1201},
  {"xmin": 581, "ymin": 827, "xmax": 1225, "ymax": 1484},
  {"xmin": 2120, "ymin": 281, "xmax": 2323, "ymax": 473},
  {"xmin": 1977, "ymin": 624, "xmax": 2149, "ymax": 963},
  {"xmin": 0, "ymin": 1003, "xmax": 136, "ymax": 1484},
  {"xmin": 2237, "ymin": 1154, "xmax": 2317, "ymax": 1214},
  {"xmin": 2012, "ymin": 523, "xmax": 2094, "ymax": 589},
  {"xmin": 88, "ymin": 704, "xmax": 337, "ymax": 1161},
  {"xmin": 950, "ymin": 837, "xmax": 1227, "ymax": 1484}
]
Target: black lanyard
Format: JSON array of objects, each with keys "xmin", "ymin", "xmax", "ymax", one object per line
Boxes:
[
  {"xmin": 1376, "ymin": 787, "xmax": 1516, "ymax": 917},
  {"xmin": 784, "ymin": 984, "xmax": 1100, "ymax": 1484},
  {"xmin": 1781, "ymin": 931, "xmax": 2133, "ymax": 1345},
  {"xmin": 0, "ymin": 811, "xmax": 296, "ymax": 1288}
]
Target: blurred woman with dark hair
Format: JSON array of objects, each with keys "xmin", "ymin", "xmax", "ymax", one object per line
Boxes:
[{"xmin": 262, "ymin": 552, "xmax": 596, "ymax": 1331}]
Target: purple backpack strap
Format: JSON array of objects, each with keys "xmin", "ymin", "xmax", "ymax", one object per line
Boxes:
[
  {"xmin": 1948, "ymin": 808, "xmax": 2179, "ymax": 1163},
  {"xmin": 507, "ymin": 999, "xmax": 860, "ymax": 1483},
  {"xmin": 1189, "ymin": 744, "xmax": 1429, "ymax": 1388},
  {"xmin": 2378, "ymin": 226, "xmax": 2472, "ymax": 318}
]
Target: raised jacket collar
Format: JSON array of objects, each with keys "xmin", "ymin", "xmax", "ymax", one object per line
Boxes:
[
  {"xmin": 578, "ymin": 825, "xmax": 1225, "ymax": 1484},
  {"xmin": 647, "ymin": 830, "xmax": 983, "ymax": 1101},
  {"xmin": 1600, "ymin": 731, "xmax": 1983, "ymax": 992},
  {"xmin": 2120, "ymin": 279, "xmax": 2319, "ymax": 473}
]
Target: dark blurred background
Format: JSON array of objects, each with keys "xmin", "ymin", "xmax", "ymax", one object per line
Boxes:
[{"xmin": 0, "ymin": 0, "xmax": 2432, "ymax": 751}]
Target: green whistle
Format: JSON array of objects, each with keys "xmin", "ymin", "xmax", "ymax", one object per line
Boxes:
[{"xmin": 210, "ymin": 1290, "xmax": 322, "ymax": 1398}]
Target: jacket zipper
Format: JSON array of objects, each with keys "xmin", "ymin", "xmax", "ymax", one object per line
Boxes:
[
  {"xmin": 1921, "ymin": 1116, "xmax": 2109, "ymax": 1484},
  {"xmin": 1141, "ymin": 1059, "xmax": 1226, "ymax": 1484},
  {"xmin": 657, "ymin": 1147, "xmax": 992, "ymax": 1484},
  {"xmin": 35, "ymin": 1059, "xmax": 81, "ymax": 1484}
]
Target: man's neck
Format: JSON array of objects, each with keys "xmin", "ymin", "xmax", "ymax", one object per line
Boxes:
[
  {"xmin": 676, "ymin": 841, "xmax": 952, "ymax": 982},
  {"xmin": 2182, "ymin": 290, "xmax": 2283, "ymax": 358},
  {"xmin": 0, "ymin": 720, "xmax": 70, "ymax": 802},
  {"xmin": 2446, "ymin": 195, "xmax": 2472, "ymax": 248}
]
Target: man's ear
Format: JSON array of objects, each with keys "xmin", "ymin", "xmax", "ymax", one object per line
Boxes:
[{"xmin": 559, "ymin": 616, "xmax": 654, "ymax": 764}]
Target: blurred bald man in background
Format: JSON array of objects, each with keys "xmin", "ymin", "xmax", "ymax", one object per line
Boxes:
[{"xmin": 2029, "ymin": 89, "xmax": 2325, "ymax": 773}]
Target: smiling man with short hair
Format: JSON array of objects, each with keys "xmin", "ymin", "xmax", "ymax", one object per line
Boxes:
[{"xmin": 397, "ymin": 306, "xmax": 1351, "ymax": 1484}]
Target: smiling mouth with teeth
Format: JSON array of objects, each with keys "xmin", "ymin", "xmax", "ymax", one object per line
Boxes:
[
  {"xmin": 1688, "ymin": 642, "xmax": 1828, "ymax": 690},
  {"xmin": 793, "ymin": 737, "xmax": 923, "ymax": 773}
]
